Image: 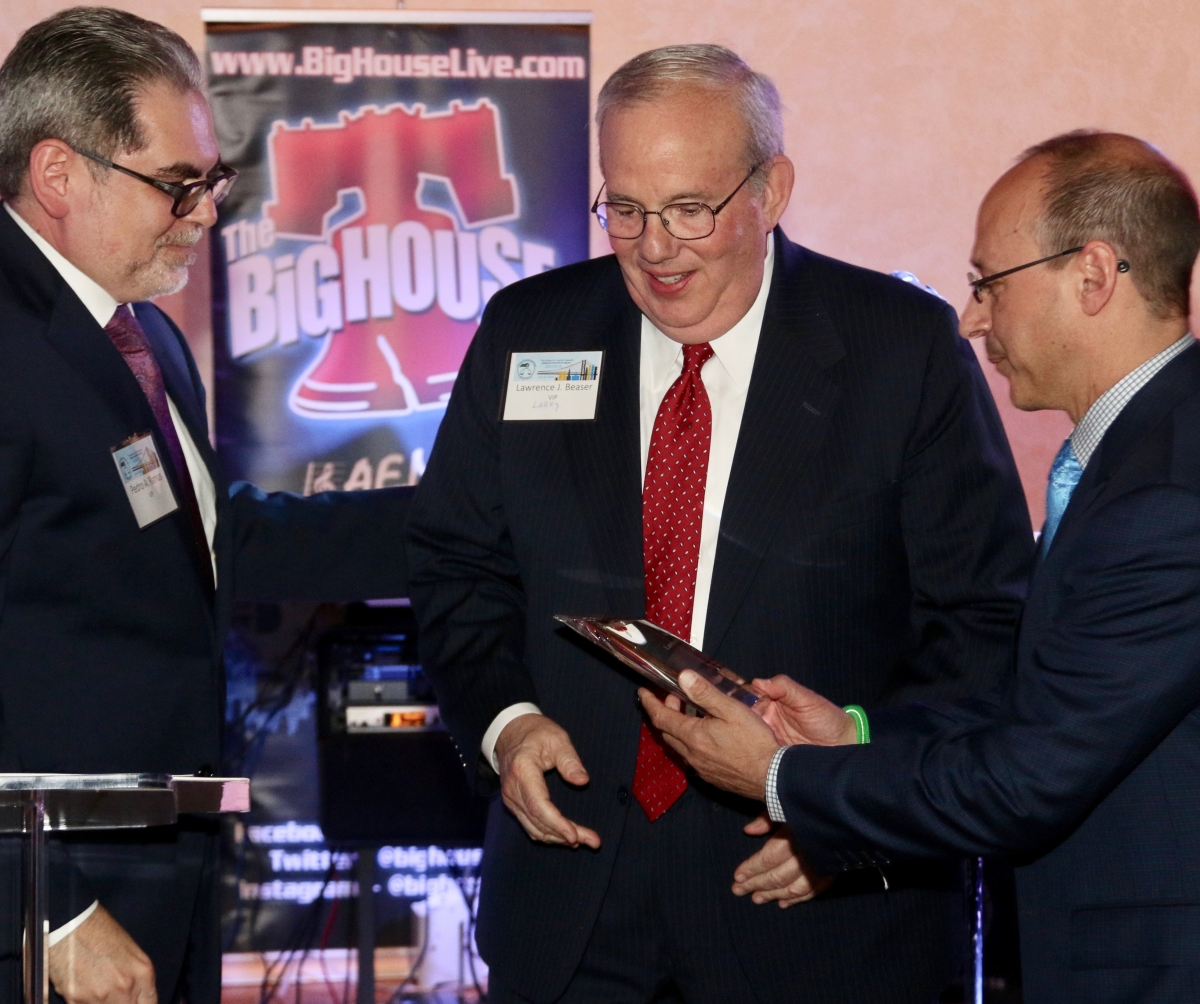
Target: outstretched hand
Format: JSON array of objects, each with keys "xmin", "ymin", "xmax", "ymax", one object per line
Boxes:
[
  {"xmin": 751, "ymin": 674, "xmax": 859, "ymax": 747},
  {"xmin": 733, "ymin": 813, "xmax": 835, "ymax": 907},
  {"xmin": 495, "ymin": 713, "xmax": 601, "ymax": 849},
  {"xmin": 640, "ymin": 670, "xmax": 780, "ymax": 801}
]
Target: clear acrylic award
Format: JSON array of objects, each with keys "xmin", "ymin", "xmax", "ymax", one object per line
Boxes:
[{"xmin": 554, "ymin": 615, "xmax": 761, "ymax": 709}]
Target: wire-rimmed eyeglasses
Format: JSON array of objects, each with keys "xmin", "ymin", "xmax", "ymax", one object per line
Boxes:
[
  {"xmin": 591, "ymin": 162, "xmax": 763, "ymax": 240},
  {"xmin": 73, "ymin": 147, "xmax": 238, "ymax": 218},
  {"xmin": 968, "ymin": 245, "xmax": 1130, "ymax": 302}
]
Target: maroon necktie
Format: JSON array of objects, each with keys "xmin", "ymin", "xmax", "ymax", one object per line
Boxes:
[
  {"xmin": 105, "ymin": 305, "xmax": 215, "ymax": 594},
  {"xmin": 633, "ymin": 342, "xmax": 715, "ymax": 821}
]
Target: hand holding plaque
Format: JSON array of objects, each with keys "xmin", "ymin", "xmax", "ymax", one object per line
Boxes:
[{"xmin": 554, "ymin": 615, "xmax": 761, "ymax": 710}]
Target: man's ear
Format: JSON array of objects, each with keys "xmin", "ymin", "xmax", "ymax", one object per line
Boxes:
[
  {"xmin": 25, "ymin": 139, "xmax": 81, "ymax": 220},
  {"xmin": 1077, "ymin": 239, "xmax": 1122, "ymax": 317},
  {"xmin": 758, "ymin": 154, "xmax": 795, "ymax": 231}
]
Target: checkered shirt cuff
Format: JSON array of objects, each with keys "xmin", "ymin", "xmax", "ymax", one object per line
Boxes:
[{"xmin": 765, "ymin": 745, "xmax": 789, "ymax": 823}]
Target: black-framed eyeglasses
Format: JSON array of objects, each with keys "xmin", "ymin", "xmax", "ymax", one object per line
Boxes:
[
  {"xmin": 591, "ymin": 162, "xmax": 763, "ymax": 240},
  {"xmin": 73, "ymin": 147, "xmax": 238, "ymax": 218},
  {"xmin": 968, "ymin": 245, "xmax": 1130, "ymax": 302}
]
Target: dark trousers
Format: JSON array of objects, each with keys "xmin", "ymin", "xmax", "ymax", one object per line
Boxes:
[
  {"xmin": 490, "ymin": 787, "xmax": 758, "ymax": 1004},
  {"xmin": 0, "ymin": 822, "xmax": 220, "ymax": 1004}
]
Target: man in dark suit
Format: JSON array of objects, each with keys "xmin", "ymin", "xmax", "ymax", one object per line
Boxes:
[
  {"xmin": 0, "ymin": 9, "xmax": 411, "ymax": 1003},
  {"xmin": 645, "ymin": 131, "xmax": 1200, "ymax": 1003},
  {"xmin": 407, "ymin": 44, "xmax": 1032, "ymax": 1003}
]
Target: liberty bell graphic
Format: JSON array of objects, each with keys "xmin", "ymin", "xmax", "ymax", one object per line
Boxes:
[{"xmin": 265, "ymin": 100, "xmax": 519, "ymax": 417}]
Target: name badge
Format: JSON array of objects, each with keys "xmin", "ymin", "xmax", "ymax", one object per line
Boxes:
[
  {"xmin": 111, "ymin": 432, "xmax": 179, "ymax": 529},
  {"xmin": 502, "ymin": 351, "xmax": 604, "ymax": 421}
]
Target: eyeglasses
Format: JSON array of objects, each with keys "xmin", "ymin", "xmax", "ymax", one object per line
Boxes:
[
  {"xmin": 968, "ymin": 246, "xmax": 1131, "ymax": 303},
  {"xmin": 591, "ymin": 163, "xmax": 763, "ymax": 240},
  {"xmin": 73, "ymin": 147, "xmax": 238, "ymax": 218}
]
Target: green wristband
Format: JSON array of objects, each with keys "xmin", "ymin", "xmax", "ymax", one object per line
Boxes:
[{"xmin": 843, "ymin": 705, "xmax": 870, "ymax": 744}]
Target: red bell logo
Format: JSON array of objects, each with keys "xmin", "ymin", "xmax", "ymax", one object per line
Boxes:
[{"xmin": 226, "ymin": 99, "xmax": 549, "ymax": 418}]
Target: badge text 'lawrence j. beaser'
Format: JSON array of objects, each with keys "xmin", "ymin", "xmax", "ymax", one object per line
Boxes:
[{"xmin": 502, "ymin": 352, "xmax": 603, "ymax": 421}]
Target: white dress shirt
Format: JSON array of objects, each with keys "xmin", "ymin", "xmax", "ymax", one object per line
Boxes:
[
  {"xmin": 481, "ymin": 240, "xmax": 776, "ymax": 771},
  {"xmin": 6, "ymin": 203, "xmax": 219, "ymax": 939}
]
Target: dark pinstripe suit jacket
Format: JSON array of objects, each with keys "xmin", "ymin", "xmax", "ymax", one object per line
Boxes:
[
  {"xmin": 407, "ymin": 228, "xmax": 1034, "ymax": 1003},
  {"xmin": 776, "ymin": 345, "xmax": 1200, "ymax": 1003},
  {"xmin": 0, "ymin": 207, "xmax": 412, "ymax": 998}
]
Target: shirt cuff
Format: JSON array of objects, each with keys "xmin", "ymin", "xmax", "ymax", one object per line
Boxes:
[
  {"xmin": 764, "ymin": 745, "xmax": 789, "ymax": 823},
  {"xmin": 48, "ymin": 900, "xmax": 99, "ymax": 947},
  {"xmin": 482, "ymin": 702, "xmax": 543, "ymax": 773}
]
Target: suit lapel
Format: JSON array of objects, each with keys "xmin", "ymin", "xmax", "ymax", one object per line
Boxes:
[
  {"xmin": 1043, "ymin": 343, "xmax": 1200, "ymax": 567},
  {"xmin": 135, "ymin": 303, "xmax": 218, "ymax": 474},
  {"xmin": 131, "ymin": 303, "xmax": 220, "ymax": 614},
  {"xmin": 704, "ymin": 232, "xmax": 845, "ymax": 654},
  {"xmin": 0, "ymin": 209, "xmax": 160, "ymax": 438},
  {"xmin": 562, "ymin": 296, "xmax": 646, "ymax": 615},
  {"xmin": 43, "ymin": 287, "xmax": 161, "ymax": 441}
]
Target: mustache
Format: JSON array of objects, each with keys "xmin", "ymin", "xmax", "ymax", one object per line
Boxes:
[{"xmin": 155, "ymin": 227, "xmax": 204, "ymax": 250}]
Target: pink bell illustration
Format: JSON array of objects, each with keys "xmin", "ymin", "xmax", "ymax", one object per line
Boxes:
[{"xmin": 264, "ymin": 100, "xmax": 519, "ymax": 418}]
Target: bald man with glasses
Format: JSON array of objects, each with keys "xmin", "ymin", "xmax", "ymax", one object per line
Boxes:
[
  {"xmin": 646, "ymin": 130, "xmax": 1200, "ymax": 1004},
  {"xmin": 408, "ymin": 44, "xmax": 1033, "ymax": 1004}
]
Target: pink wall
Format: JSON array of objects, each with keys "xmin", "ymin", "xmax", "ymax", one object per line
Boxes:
[{"xmin": 5, "ymin": 0, "xmax": 1200, "ymax": 524}]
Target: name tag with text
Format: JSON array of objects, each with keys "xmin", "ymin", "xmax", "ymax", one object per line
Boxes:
[
  {"xmin": 111, "ymin": 432, "xmax": 179, "ymax": 528},
  {"xmin": 502, "ymin": 351, "xmax": 604, "ymax": 421}
]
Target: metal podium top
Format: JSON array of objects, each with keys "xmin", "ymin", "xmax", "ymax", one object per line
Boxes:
[
  {"xmin": 8, "ymin": 775, "xmax": 251, "ymax": 1004},
  {"xmin": 0, "ymin": 774, "xmax": 249, "ymax": 832},
  {"xmin": 0, "ymin": 773, "xmax": 168, "ymax": 790}
]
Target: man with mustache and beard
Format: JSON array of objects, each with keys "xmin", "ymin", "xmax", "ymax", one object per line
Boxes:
[{"xmin": 0, "ymin": 9, "xmax": 411, "ymax": 1003}]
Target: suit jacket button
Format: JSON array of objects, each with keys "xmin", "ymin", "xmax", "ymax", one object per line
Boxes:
[{"xmin": 617, "ymin": 785, "xmax": 629, "ymax": 806}]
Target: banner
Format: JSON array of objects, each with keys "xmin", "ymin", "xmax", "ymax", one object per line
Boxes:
[
  {"xmin": 206, "ymin": 10, "xmax": 591, "ymax": 492},
  {"xmin": 204, "ymin": 10, "xmax": 589, "ymax": 970}
]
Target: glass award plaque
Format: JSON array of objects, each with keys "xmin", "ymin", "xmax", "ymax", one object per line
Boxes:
[{"xmin": 554, "ymin": 615, "xmax": 761, "ymax": 709}]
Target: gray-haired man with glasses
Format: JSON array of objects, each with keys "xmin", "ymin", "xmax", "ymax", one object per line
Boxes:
[{"xmin": 409, "ymin": 43, "xmax": 1032, "ymax": 1004}]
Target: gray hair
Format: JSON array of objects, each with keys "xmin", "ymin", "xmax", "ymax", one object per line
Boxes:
[
  {"xmin": 0, "ymin": 7, "xmax": 203, "ymax": 200},
  {"xmin": 1020, "ymin": 130, "xmax": 1200, "ymax": 319},
  {"xmin": 596, "ymin": 45, "xmax": 783, "ymax": 191}
]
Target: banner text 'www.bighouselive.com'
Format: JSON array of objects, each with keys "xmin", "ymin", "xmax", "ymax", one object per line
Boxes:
[{"xmin": 211, "ymin": 46, "xmax": 586, "ymax": 83}]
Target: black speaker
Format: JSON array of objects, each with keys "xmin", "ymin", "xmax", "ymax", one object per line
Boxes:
[{"xmin": 316, "ymin": 605, "xmax": 487, "ymax": 846}]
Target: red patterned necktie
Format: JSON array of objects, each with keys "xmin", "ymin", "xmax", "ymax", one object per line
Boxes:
[
  {"xmin": 633, "ymin": 341, "xmax": 715, "ymax": 821},
  {"xmin": 105, "ymin": 305, "xmax": 215, "ymax": 594}
]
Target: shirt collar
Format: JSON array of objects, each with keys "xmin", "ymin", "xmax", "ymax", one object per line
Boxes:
[
  {"xmin": 643, "ymin": 236, "xmax": 775, "ymax": 391},
  {"xmin": 1070, "ymin": 331, "xmax": 1195, "ymax": 468},
  {"xmin": 4, "ymin": 202, "xmax": 120, "ymax": 328}
]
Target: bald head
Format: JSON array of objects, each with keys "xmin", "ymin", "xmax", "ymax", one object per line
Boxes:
[
  {"xmin": 1013, "ymin": 131, "xmax": 1200, "ymax": 318},
  {"xmin": 963, "ymin": 131, "xmax": 1196, "ymax": 421}
]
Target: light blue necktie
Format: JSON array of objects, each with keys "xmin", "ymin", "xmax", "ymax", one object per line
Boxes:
[{"xmin": 1043, "ymin": 439, "xmax": 1083, "ymax": 550}]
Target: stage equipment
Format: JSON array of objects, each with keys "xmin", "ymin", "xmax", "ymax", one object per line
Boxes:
[
  {"xmin": 315, "ymin": 605, "xmax": 487, "ymax": 1002},
  {"xmin": 316, "ymin": 605, "xmax": 487, "ymax": 848}
]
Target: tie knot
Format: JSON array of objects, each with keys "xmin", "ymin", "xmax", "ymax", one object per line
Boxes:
[
  {"xmin": 105, "ymin": 304, "xmax": 148, "ymax": 353},
  {"xmin": 105, "ymin": 304, "xmax": 135, "ymax": 330},
  {"xmin": 1049, "ymin": 439, "xmax": 1083, "ymax": 486},
  {"xmin": 682, "ymin": 342, "xmax": 714, "ymax": 374}
]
